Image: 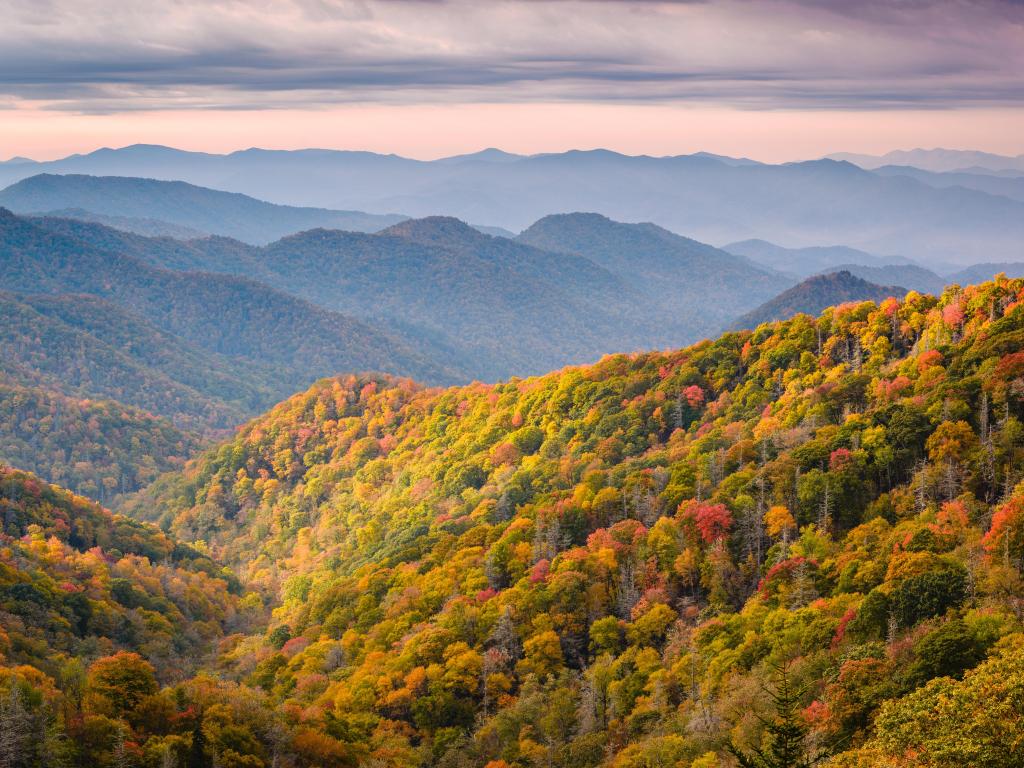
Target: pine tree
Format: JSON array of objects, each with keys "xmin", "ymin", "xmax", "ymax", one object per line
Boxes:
[
  {"xmin": 729, "ymin": 665, "xmax": 826, "ymax": 768},
  {"xmin": 187, "ymin": 715, "xmax": 209, "ymax": 768}
]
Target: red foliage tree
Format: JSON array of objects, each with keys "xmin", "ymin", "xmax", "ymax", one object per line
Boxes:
[{"xmin": 679, "ymin": 501, "xmax": 732, "ymax": 544}]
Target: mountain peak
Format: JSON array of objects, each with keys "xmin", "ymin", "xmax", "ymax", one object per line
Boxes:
[
  {"xmin": 381, "ymin": 216, "xmax": 488, "ymax": 248},
  {"xmin": 438, "ymin": 148, "xmax": 524, "ymax": 164}
]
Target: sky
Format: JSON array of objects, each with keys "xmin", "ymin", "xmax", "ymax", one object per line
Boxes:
[{"xmin": 1, "ymin": 0, "xmax": 1023, "ymax": 162}]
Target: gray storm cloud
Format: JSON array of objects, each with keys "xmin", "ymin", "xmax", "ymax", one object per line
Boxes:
[{"xmin": 1, "ymin": 0, "xmax": 1022, "ymax": 112}]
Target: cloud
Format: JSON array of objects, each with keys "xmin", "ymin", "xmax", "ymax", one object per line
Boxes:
[{"xmin": 0, "ymin": 0, "xmax": 1022, "ymax": 112}]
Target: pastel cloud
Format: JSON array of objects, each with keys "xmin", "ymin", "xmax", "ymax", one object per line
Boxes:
[{"xmin": 1, "ymin": 0, "xmax": 1022, "ymax": 112}]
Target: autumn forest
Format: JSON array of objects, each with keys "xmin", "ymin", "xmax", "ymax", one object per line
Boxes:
[{"xmin": 4, "ymin": 2, "xmax": 1024, "ymax": 765}]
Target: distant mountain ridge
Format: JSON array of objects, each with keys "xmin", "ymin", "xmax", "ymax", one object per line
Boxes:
[
  {"xmin": 0, "ymin": 173, "xmax": 407, "ymax": 244},
  {"xmin": 3, "ymin": 145, "xmax": 1024, "ymax": 263},
  {"xmin": 814, "ymin": 263, "xmax": 946, "ymax": 295},
  {"xmin": 828, "ymin": 148, "xmax": 1024, "ymax": 173},
  {"xmin": 723, "ymin": 238, "xmax": 916, "ymax": 277},
  {"xmin": 946, "ymin": 262, "xmax": 1024, "ymax": 286},
  {"xmin": 870, "ymin": 165, "xmax": 1024, "ymax": 203},
  {"xmin": 517, "ymin": 212, "xmax": 791, "ymax": 335}
]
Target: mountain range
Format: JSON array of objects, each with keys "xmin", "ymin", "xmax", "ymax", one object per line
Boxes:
[
  {"xmin": 722, "ymin": 238, "xmax": 916, "ymax": 277},
  {"xmin": 0, "ymin": 208, "xmax": 459, "ymax": 415},
  {"xmin": 828, "ymin": 148, "xmax": 1024, "ymax": 173},
  {"xmin": 3, "ymin": 145, "xmax": 1024, "ymax": 263},
  {"xmin": 1, "ymin": 206, "xmax": 793, "ymax": 389}
]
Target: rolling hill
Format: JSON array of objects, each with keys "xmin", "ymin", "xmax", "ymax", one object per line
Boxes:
[
  {"xmin": 732, "ymin": 270, "xmax": 906, "ymax": 329},
  {"xmin": 0, "ymin": 207, "xmax": 459, "ymax": 393},
  {"xmin": 814, "ymin": 263, "xmax": 947, "ymax": 295},
  {"xmin": 517, "ymin": 212, "xmax": 792, "ymax": 337},
  {"xmin": 0, "ymin": 173, "xmax": 407, "ymax": 244}
]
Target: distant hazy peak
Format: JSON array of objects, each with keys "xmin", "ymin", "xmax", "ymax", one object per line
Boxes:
[
  {"xmin": 437, "ymin": 148, "xmax": 526, "ymax": 164},
  {"xmin": 827, "ymin": 148, "xmax": 1024, "ymax": 173},
  {"xmin": 381, "ymin": 215, "xmax": 489, "ymax": 248}
]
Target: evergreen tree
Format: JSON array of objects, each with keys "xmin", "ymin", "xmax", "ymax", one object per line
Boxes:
[
  {"xmin": 729, "ymin": 665, "xmax": 827, "ymax": 768},
  {"xmin": 187, "ymin": 714, "xmax": 209, "ymax": 768}
]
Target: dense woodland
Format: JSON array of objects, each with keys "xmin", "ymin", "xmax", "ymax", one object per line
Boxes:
[
  {"xmin": 0, "ymin": 382, "xmax": 197, "ymax": 502},
  {"xmin": 4, "ymin": 277, "xmax": 1023, "ymax": 766}
]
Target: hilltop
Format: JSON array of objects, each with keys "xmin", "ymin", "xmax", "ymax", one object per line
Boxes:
[{"xmin": 732, "ymin": 270, "xmax": 907, "ymax": 329}]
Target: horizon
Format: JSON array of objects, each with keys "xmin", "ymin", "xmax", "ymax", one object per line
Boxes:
[
  {"xmin": 3, "ymin": 0, "xmax": 1023, "ymax": 161},
  {"xmin": 5, "ymin": 140, "xmax": 1024, "ymax": 166}
]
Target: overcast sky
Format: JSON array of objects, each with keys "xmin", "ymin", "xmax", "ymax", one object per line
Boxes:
[{"xmin": 2, "ymin": 0, "xmax": 1022, "ymax": 160}]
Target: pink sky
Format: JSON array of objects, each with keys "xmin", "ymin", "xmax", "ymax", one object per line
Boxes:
[
  {"xmin": 4, "ymin": 103, "xmax": 1023, "ymax": 163},
  {"xmin": 2, "ymin": 0, "xmax": 1023, "ymax": 161}
]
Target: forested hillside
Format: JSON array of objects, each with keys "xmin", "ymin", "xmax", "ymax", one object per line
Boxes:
[
  {"xmin": 95, "ymin": 275, "xmax": 1024, "ymax": 767},
  {"xmin": 733, "ymin": 272, "xmax": 907, "ymax": 329},
  {"xmin": 257, "ymin": 218, "xmax": 657, "ymax": 379},
  {"xmin": 0, "ymin": 291, "xmax": 279, "ymax": 431},
  {"xmin": 16, "ymin": 210, "xmax": 798, "ymax": 382},
  {"xmin": 0, "ymin": 208, "xmax": 460, "ymax": 397},
  {"xmin": 0, "ymin": 464, "xmax": 272, "ymax": 767},
  {"xmin": 0, "ymin": 382, "xmax": 197, "ymax": 502}
]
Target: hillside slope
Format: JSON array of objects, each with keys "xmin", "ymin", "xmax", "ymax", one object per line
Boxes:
[
  {"xmin": 517, "ymin": 213, "xmax": 792, "ymax": 337},
  {"xmin": 117, "ymin": 277, "xmax": 1024, "ymax": 767},
  {"xmin": 0, "ymin": 173, "xmax": 406, "ymax": 244},
  {"xmin": 0, "ymin": 291, "xmax": 281, "ymax": 430},
  {"xmin": 0, "ymin": 464, "xmax": 287, "ymax": 767},
  {"xmin": 0, "ymin": 463, "xmax": 245, "ymax": 677},
  {"xmin": 25, "ymin": 212, "xmax": 790, "ymax": 380},
  {"xmin": 732, "ymin": 271, "xmax": 906, "ymax": 329},
  {"xmin": 0, "ymin": 380, "xmax": 198, "ymax": 502},
  {"xmin": 0, "ymin": 208, "xmax": 460, "ymax": 392}
]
